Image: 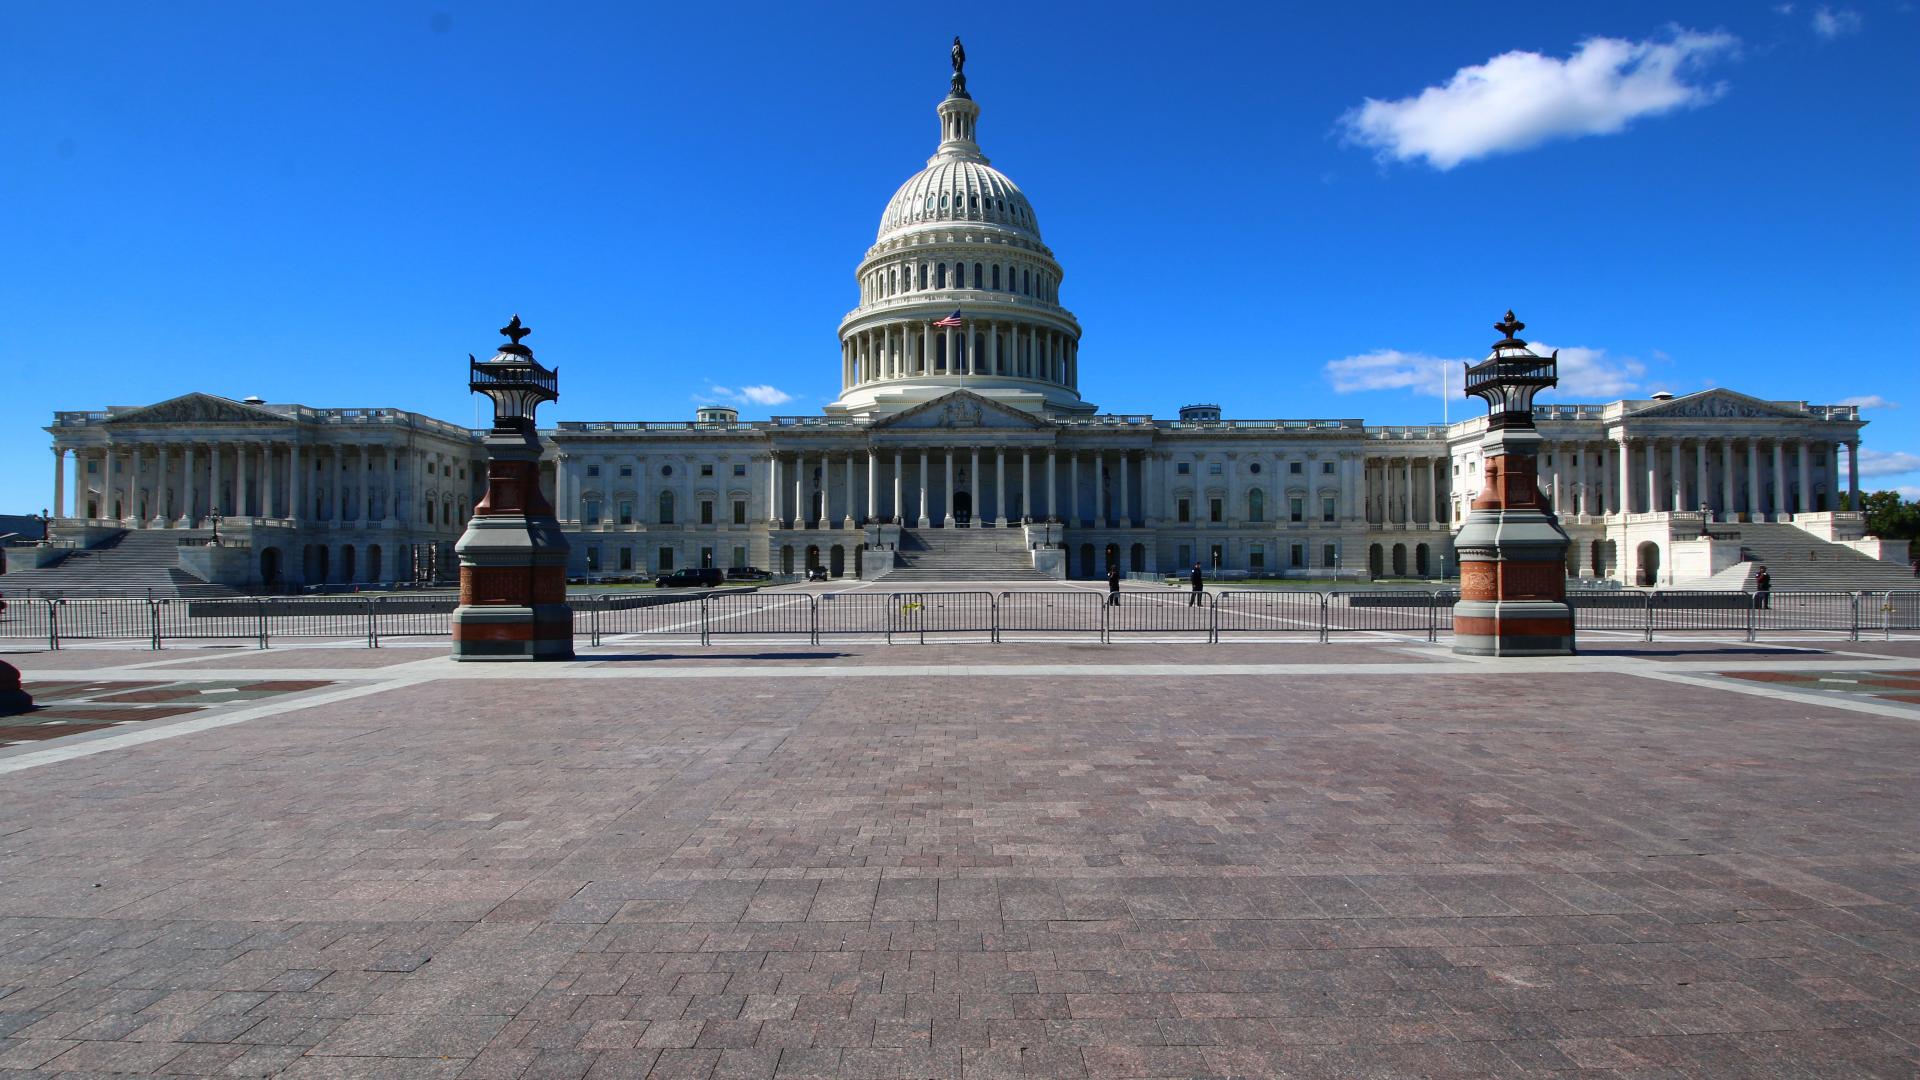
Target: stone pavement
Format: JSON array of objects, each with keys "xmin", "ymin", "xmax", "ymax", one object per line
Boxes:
[{"xmin": 0, "ymin": 633, "xmax": 1917, "ymax": 1078}]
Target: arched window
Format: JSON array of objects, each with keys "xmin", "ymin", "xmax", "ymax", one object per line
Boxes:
[
  {"xmin": 889, "ymin": 268, "xmax": 897, "ymax": 295},
  {"xmin": 991, "ymin": 265, "xmax": 1001, "ymax": 291},
  {"xmin": 936, "ymin": 263, "xmax": 947, "ymax": 289},
  {"xmin": 973, "ymin": 263, "xmax": 983, "ymax": 289},
  {"xmin": 1248, "ymin": 490, "xmax": 1265, "ymax": 524},
  {"xmin": 658, "ymin": 490, "xmax": 675, "ymax": 525},
  {"xmin": 1023, "ymin": 268, "xmax": 1031, "ymax": 294},
  {"xmin": 918, "ymin": 264, "xmax": 927, "ymax": 290},
  {"xmin": 955, "ymin": 262, "xmax": 966, "ymax": 289}
]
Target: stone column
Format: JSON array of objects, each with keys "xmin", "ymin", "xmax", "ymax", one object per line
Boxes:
[
  {"xmin": 1746, "ymin": 440, "xmax": 1761, "ymax": 518},
  {"xmin": 844, "ymin": 453, "xmax": 856, "ymax": 528},
  {"xmin": 1719, "ymin": 437, "xmax": 1734, "ymax": 519},
  {"xmin": 970, "ymin": 448, "xmax": 980, "ymax": 523},
  {"xmin": 1668, "ymin": 439, "xmax": 1683, "ymax": 514},
  {"xmin": 1615, "ymin": 435, "xmax": 1631, "ymax": 516},
  {"xmin": 943, "ymin": 450, "xmax": 955, "ymax": 526},
  {"xmin": 1021, "ymin": 451, "xmax": 1031, "ymax": 521},
  {"xmin": 287, "ymin": 443, "xmax": 302, "ymax": 525},
  {"xmin": 1119, "ymin": 452, "xmax": 1131, "ymax": 527},
  {"xmin": 1069, "ymin": 451, "xmax": 1080, "ymax": 527},
  {"xmin": 995, "ymin": 449, "xmax": 1007, "ymax": 526},
  {"xmin": 867, "ymin": 448, "xmax": 879, "ymax": 523},
  {"xmin": 208, "ymin": 442, "xmax": 223, "ymax": 519},
  {"xmin": 1046, "ymin": 449, "xmax": 1057, "ymax": 520},
  {"xmin": 1094, "ymin": 452, "xmax": 1107, "ymax": 526},
  {"xmin": 260, "ymin": 443, "xmax": 275, "ymax": 520},
  {"xmin": 1693, "ymin": 441, "xmax": 1708, "ymax": 517},
  {"xmin": 1645, "ymin": 440, "xmax": 1659, "ymax": 514},
  {"xmin": 383, "ymin": 446, "xmax": 398, "ymax": 525},
  {"xmin": 1797, "ymin": 439, "xmax": 1812, "ymax": 514},
  {"xmin": 1847, "ymin": 440, "xmax": 1860, "ymax": 509},
  {"xmin": 52, "ymin": 447, "xmax": 65, "ymax": 520},
  {"xmin": 988, "ymin": 324, "xmax": 999, "ymax": 375},
  {"xmin": 918, "ymin": 449, "xmax": 930, "ymax": 527},
  {"xmin": 767, "ymin": 454, "xmax": 781, "ymax": 524},
  {"xmin": 892, "ymin": 450, "xmax": 903, "ymax": 522},
  {"xmin": 1401, "ymin": 456, "xmax": 1413, "ymax": 525},
  {"xmin": 794, "ymin": 454, "xmax": 805, "ymax": 528},
  {"xmin": 1771, "ymin": 440, "xmax": 1786, "ymax": 520},
  {"xmin": 1826, "ymin": 440, "xmax": 1841, "ymax": 512}
]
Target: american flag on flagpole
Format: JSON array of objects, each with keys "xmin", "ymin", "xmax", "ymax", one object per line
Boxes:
[{"xmin": 932, "ymin": 309, "xmax": 963, "ymax": 328}]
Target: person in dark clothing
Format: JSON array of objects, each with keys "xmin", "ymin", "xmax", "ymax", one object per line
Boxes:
[
  {"xmin": 1755, "ymin": 566, "xmax": 1771, "ymax": 610},
  {"xmin": 1106, "ymin": 564, "xmax": 1121, "ymax": 606},
  {"xmin": 1188, "ymin": 562, "xmax": 1205, "ymax": 606}
]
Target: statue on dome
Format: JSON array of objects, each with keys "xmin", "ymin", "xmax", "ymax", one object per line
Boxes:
[{"xmin": 950, "ymin": 36, "xmax": 968, "ymax": 97}]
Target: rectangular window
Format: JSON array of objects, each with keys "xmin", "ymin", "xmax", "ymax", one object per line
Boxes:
[
  {"xmin": 700, "ymin": 500, "xmax": 714, "ymax": 525},
  {"xmin": 1177, "ymin": 543, "xmax": 1192, "ymax": 567},
  {"xmin": 619, "ymin": 547, "xmax": 633, "ymax": 571},
  {"xmin": 1249, "ymin": 544, "xmax": 1265, "ymax": 571},
  {"xmin": 700, "ymin": 464, "xmax": 714, "ymax": 477},
  {"xmin": 586, "ymin": 465, "xmax": 599, "ymax": 478},
  {"xmin": 1210, "ymin": 543, "xmax": 1223, "ymax": 568},
  {"xmin": 1209, "ymin": 498, "xmax": 1223, "ymax": 523},
  {"xmin": 1289, "ymin": 461, "xmax": 1303, "ymax": 474},
  {"xmin": 731, "ymin": 546, "xmax": 746, "ymax": 569},
  {"xmin": 1322, "ymin": 543, "xmax": 1337, "ymax": 568},
  {"xmin": 733, "ymin": 464, "xmax": 747, "ymax": 477},
  {"xmin": 1208, "ymin": 463, "xmax": 1223, "ymax": 475},
  {"xmin": 1322, "ymin": 497, "xmax": 1336, "ymax": 523},
  {"xmin": 584, "ymin": 499, "xmax": 602, "ymax": 525},
  {"xmin": 1176, "ymin": 462, "xmax": 1190, "ymax": 475},
  {"xmin": 732, "ymin": 500, "xmax": 747, "ymax": 525},
  {"xmin": 1289, "ymin": 497, "xmax": 1304, "ymax": 523},
  {"xmin": 585, "ymin": 546, "xmax": 600, "ymax": 572},
  {"xmin": 700, "ymin": 546, "xmax": 714, "ymax": 568},
  {"xmin": 87, "ymin": 460, "xmax": 98, "ymax": 474},
  {"xmin": 1290, "ymin": 543, "xmax": 1305, "ymax": 568},
  {"xmin": 1322, "ymin": 462, "xmax": 1335, "ymax": 474},
  {"xmin": 1177, "ymin": 498, "xmax": 1190, "ymax": 523},
  {"xmin": 619, "ymin": 465, "xmax": 632, "ymax": 478},
  {"xmin": 657, "ymin": 547, "xmax": 674, "ymax": 571},
  {"xmin": 618, "ymin": 501, "xmax": 633, "ymax": 525}
]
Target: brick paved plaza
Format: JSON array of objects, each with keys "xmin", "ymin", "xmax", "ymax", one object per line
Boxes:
[{"xmin": 2, "ymin": 616, "xmax": 1918, "ymax": 1078}]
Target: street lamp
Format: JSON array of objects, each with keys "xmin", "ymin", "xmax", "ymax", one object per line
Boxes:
[
  {"xmin": 1697, "ymin": 501, "xmax": 1711, "ymax": 538},
  {"xmin": 37, "ymin": 508, "xmax": 50, "ymax": 546},
  {"xmin": 206, "ymin": 508, "xmax": 224, "ymax": 547}
]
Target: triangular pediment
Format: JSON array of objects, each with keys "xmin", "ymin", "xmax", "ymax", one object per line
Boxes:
[
  {"xmin": 871, "ymin": 390, "xmax": 1053, "ymax": 430},
  {"xmin": 106, "ymin": 392, "xmax": 283, "ymax": 426},
  {"xmin": 1630, "ymin": 389, "xmax": 1806, "ymax": 420}
]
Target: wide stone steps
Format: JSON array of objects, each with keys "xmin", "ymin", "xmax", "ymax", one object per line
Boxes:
[
  {"xmin": 2, "ymin": 530, "xmax": 235, "ymax": 597},
  {"xmin": 875, "ymin": 527, "xmax": 1042, "ymax": 582},
  {"xmin": 1732, "ymin": 523, "xmax": 1916, "ymax": 591}
]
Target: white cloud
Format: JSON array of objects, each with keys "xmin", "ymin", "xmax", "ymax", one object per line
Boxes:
[
  {"xmin": 1531, "ymin": 343, "xmax": 1648, "ymax": 399},
  {"xmin": 702, "ymin": 383, "xmax": 794, "ymax": 408},
  {"xmin": 1812, "ymin": 7, "xmax": 1862, "ymax": 37},
  {"xmin": 1339, "ymin": 29, "xmax": 1738, "ymax": 170},
  {"xmin": 1324, "ymin": 350, "xmax": 1466, "ymax": 397},
  {"xmin": 1838, "ymin": 394, "xmax": 1897, "ymax": 410},
  {"xmin": 1858, "ymin": 449, "xmax": 1920, "ymax": 477}
]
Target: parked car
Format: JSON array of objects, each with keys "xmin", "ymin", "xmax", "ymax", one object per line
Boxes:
[
  {"xmin": 655, "ymin": 568, "xmax": 725, "ymax": 589},
  {"xmin": 806, "ymin": 566, "xmax": 830, "ymax": 582},
  {"xmin": 726, "ymin": 566, "xmax": 772, "ymax": 581}
]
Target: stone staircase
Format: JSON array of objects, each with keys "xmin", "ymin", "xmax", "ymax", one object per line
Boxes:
[
  {"xmin": 877, "ymin": 527, "xmax": 1051, "ymax": 582},
  {"xmin": 1728, "ymin": 523, "xmax": 1916, "ymax": 592},
  {"xmin": 1, "ymin": 530, "xmax": 237, "ymax": 597}
]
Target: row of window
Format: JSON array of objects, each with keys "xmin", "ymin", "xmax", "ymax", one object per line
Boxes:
[
  {"xmin": 580, "ymin": 462, "xmax": 748, "ymax": 479},
  {"xmin": 862, "ymin": 259, "xmax": 1059, "ymax": 304},
  {"xmin": 580, "ymin": 493, "xmax": 749, "ymax": 527},
  {"xmin": 1175, "ymin": 493, "xmax": 1341, "ymax": 525},
  {"xmin": 1174, "ymin": 460, "xmax": 1340, "ymax": 477},
  {"xmin": 890, "ymin": 188, "xmax": 1034, "ymax": 231}
]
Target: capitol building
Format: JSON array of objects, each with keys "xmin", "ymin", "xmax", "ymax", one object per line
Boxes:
[{"xmin": 26, "ymin": 47, "xmax": 1897, "ymax": 594}]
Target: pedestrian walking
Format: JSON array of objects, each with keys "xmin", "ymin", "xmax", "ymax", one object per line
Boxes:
[
  {"xmin": 1188, "ymin": 561, "xmax": 1205, "ymax": 607},
  {"xmin": 1106, "ymin": 563, "xmax": 1121, "ymax": 606},
  {"xmin": 1755, "ymin": 566, "xmax": 1771, "ymax": 610}
]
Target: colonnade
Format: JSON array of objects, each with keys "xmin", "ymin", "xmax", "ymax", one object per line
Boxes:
[
  {"xmin": 1528, "ymin": 435, "xmax": 1860, "ymax": 520},
  {"xmin": 841, "ymin": 320, "xmax": 1078, "ymax": 390},
  {"xmin": 50, "ymin": 441, "xmax": 476, "ymax": 531},
  {"xmin": 1361, "ymin": 456, "xmax": 1448, "ymax": 527}
]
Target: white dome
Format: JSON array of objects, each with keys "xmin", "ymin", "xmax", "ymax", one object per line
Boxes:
[{"xmin": 878, "ymin": 159, "xmax": 1041, "ymax": 242}]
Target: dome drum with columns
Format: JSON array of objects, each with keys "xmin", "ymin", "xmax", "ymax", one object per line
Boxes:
[
  {"xmin": 829, "ymin": 48, "xmax": 1088, "ymax": 419},
  {"xmin": 29, "ymin": 41, "xmax": 1894, "ymax": 594}
]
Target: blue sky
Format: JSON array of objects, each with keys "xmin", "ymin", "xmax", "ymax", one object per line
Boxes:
[{"xmin": 5, "ymin": 1, "xmax": 1917, "ymax": 512}]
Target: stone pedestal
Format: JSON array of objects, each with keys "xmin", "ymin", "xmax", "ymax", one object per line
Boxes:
[
  {"xmin": 1453, "ymin": 428, "xmax": 1575, "ymax": 655},
  {"xmin": 0, "ymin": 661, "xmax": 32, "ymax": 716},
  {"xmin": 452, "ymin": 425, "xmax": 574, "ymax": 661}
]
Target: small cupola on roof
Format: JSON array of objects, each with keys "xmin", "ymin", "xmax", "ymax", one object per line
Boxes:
[{"xmin": 831, "ymin": 39, "xmax": 1089, "ymax": 420}]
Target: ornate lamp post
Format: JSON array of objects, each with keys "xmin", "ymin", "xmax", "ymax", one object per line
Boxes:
[
  {"xmin": 205, "ymin": 509, "xmax": 224, "ymax": 547},
  {"xmin": 1453, "ymin": 311, "xmax": 1575, "ymax": 656},
  {"xmin": 37, "ymin": 509, "xmax": 50, "ymax": 546},
  {"xmin": 451, "ymin": 315, "xmax": 574, "ymax": 661}
]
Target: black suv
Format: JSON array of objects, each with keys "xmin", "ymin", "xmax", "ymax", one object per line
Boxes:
[
  {"xmin": 655, "ymin": 568, "xmax": 725, "ymax": 589},
  {"xmin": 725, "ymin": 566, "xmax": 772, "ymax": 581}
]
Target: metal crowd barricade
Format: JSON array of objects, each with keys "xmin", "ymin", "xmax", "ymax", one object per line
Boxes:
[
  {"xmin": 154, "ymin": 597, "xmax": 269, "ymax": 648},
  {"xmin": 702, "ymin": 591, "xmax": 816, "ymax": 645},
  {"xmin": 1880, "ymin": 590, "xmax": 1919, "ymax": 640},
  {"xmin": 1753, "ymin": 590, "xmax": 1860, "ymax": 640},
  {"xmin": 259, "ymin": 597, "xmax": 378, "ymax": 647},
  {"xmin": 1215, "ymin": 591, "xmax": 1329, "ymax": 642},
  {"xmin": 0, "ymin": 596, "xmax": 58, "ymax": 651},
  {"xmin": 1326, "ymin": 590, "xmax": 1441, "ymax": 642},
  {"xmin": 1105, "ymin": 590, "xmax": 1215, "ymax": 642},
  {"xmin": 996, "ymin": 590, "xmax": 1104, "ymax": 642},
  {"xmin": 372, "ymin": 594, "xmax": 457, "ymax": 643},
  {"xmin": 590, "ymin": 593, "xmax": 708, "ymax": 645},
  {"xmin": 1648, "ymin": 590, "xmax": 1755, "ymax": 642},
  {"xmin": 51, "ymin": 597, "xmax": 159, "ymax": 648},
  {"xmin": 1568, "ymin": 591, "xmax": 1652, "ymax": 635},
  {"xmin": 905, "ymin": 591, "xmax": 997, "ymax": 644},
  {"xmin": 816, "ymin": 592, "xmax": 901, "ymax": 641}
]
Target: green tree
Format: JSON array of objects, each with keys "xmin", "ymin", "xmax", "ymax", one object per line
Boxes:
[{"xmin": 1859, "ymin": 490, "xmax": 1920, "ymax": 540}]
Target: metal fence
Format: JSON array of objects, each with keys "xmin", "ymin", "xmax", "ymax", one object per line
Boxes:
[{"xmin": 3, "ymin": 589, "xmax": 1917, "ymax": 650}]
